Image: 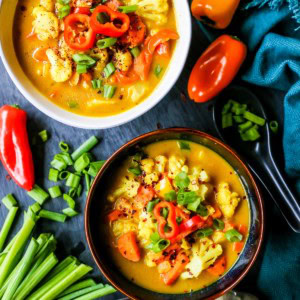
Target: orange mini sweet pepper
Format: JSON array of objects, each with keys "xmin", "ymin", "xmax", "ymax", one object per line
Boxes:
[{"xmin": 191, "ymin": 0, "xmax": 240, "ymax": 29}]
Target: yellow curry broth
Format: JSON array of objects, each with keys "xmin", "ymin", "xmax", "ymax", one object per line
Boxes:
[
  {"xmin": 13, "ymin": 0, "xmax": 177, "ymax": 117},
  {"xmin": 103, "ymin": 140, "xmax": 250, "ymax": 294}
]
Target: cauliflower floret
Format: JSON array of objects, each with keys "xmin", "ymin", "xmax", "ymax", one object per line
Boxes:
[
  {"xmin": 32, "ymin": 7, "xmax": 59, "ymax": 41},
  {"xmin": 124, "ymin": 0, "xmax": 169, "ymax": 25},
  {"xmin": 216, "ymin": 183, "xmax": 241, "ymax": 219},
  {"xmin": 58, "ymin": 36, "xmax": 76, "ymax": 60},
  {"xmin": 40, "ymin": 0, "xmax": 54, "ymax": 11},
  {"xmin": 138, "ymin": 210, "xmax": 156, "ymax": 247},
  {"xmin": 141, "ymin": 158, "xmax": 155, "ymax": 174},
  {"xmin": 107, "ymin": 174, "xmax": 140, "ymax": 201},
  {"xmin": 168, "ymin": 155, "xmax": 186, "ymax": 179},
  {"xmin": 181, "ymin": 238, "xmax": 223, "ymax": 279},
  {"xmin": 199, "ymin": 170, "xmax": 210, "ymax": 183},
  {"xmin": 46, "ymin": 49, "xmax": 72, "ymax": 82},
  {"xmin": 212, "ymin": 231, "xmax": 226, "ymax": 244},
  {"xmin": 112, "ymin": 219, "xmax": 138, "ymax": 237},
  {"xmin": 155, "ymin": 155, "xmax": 167, "ymax": 173},
  {"xmin": 144, "ymin": 250, "xmax": 160, "ymax": 267},
  {"xmin": 144, "ymin": 172, "xmax": 159, "ymax": 185},
  {"xmin": 74, "ymin": 0, "xmax": 92, "ymax": 7},
  {"xmin": 112, "ymin": 49, "xmax": 133, "ymax": 72}
]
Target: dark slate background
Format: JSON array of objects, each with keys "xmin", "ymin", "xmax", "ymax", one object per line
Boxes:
[{"xmin": 0, "ymin": 17, "xmax": 287, "ymax": 300}]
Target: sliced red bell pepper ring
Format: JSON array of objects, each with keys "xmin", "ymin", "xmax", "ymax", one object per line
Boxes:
[
  {"xmin": 90, "ymin": 5, "xmax": 130, "ymax": 37},
  {"xmin": 0, "ymin": 105, "xmax": 35, "ymax": 191},
  {"xmin": 153, "ymin": 201, "xmax": 179, "ymax": 240},
  {"xmin": 74, "ymin": 7, "xmax": 91, "ymax": 15},
  {"xmin": 64, "ymin": 14, "xmax": 96, "ymax": 50}
]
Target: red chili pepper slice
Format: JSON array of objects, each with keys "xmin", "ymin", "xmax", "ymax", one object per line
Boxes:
[
  {"xmin": 153, "ymin": 201, "xmax": 179, "ymax": 240},
  {"xmin": 64, "ymin": 14, "xmax": 96, "ymax": 50},
  {"xmin": 0, "ymin": 105, "xmax": 35, "ymax": 191},
  {"xmin": 74, "ymin": 7, "xmax": 91, "ymax": 15},
  {"xmin": 179, "ymin": 215, "xmax": 204, "ymax": 232},
  {"xmin": 90, "ymin": 5, "xmax": 130, "ymax": 37}
]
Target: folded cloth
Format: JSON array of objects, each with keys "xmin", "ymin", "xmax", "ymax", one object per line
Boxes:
[{"xmin": 240, "ymin": 6, "xmax": 300, "ymax": 195}]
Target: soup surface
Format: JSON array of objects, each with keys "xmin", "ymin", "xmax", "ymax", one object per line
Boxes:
[
  {"xmin": 102, "ymin": 140, "xmax": 250, "ymax": 294},
  {"xmin": 14, "ymin": 0, "xmax": 177, "ymax": 117}
]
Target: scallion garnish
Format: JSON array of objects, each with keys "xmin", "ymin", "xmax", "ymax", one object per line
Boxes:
[
  {"xmin": 87, "ymin": 161, "xmax": 105, "ymax": 177},
  {"xmin": 213, "ymin": 218, "xmax": 225, "ymax": 230},
  {"xmin": 76, "ymin": 184, "xmax": 83, "ymax": 197},
  {"xmin": 71, "ymin": 136, "xmax": 99, "ymax": 161},
  {"xmin": 39, "ymin": 210, "xmax": 67, "ymax": 223},
  {"xmin": 0, "ymin": 206, "xmax": 18, "ymax": 252},
  {"xmin": 85, "ymin": 173, "xmax": 91, "ymax": 192},
  {"xmin": 225, "ymin": 229, "xmax": 243, "ymax": 242},
  {"xmin": 222, "ymin": 113, "xmax": 233, "ymax": 129},
  {"xmin": 65, "ymin": 173, "xmax": 81, "ymax": 188},
  {"xmin": 195, "ymin": 227, "xmax": 213, "ymax": 238},
  {"xmin": 2, "ymin": 194, "xmax": 17, "ymax": 210},
  {"xmin": 72, "ymin": 54, "xmax": 96, "ymax": 66},
  {"xmin": 103, "ymin": 62, "xmax": 116, "ymax": 78},
  {"xmin": 146, "ymin": 199, "xmax": 160, "ymax": 212},
  {"xmin": 58, "ymin": 171, "xmax": 70, "ymax": 180},
  {"xmin": 49, "ymin": 168, "xmax": 59, "ymax": 182},
  {"xmin": 91, "ymin": 79, "xmax": 102, "ymax": 89},
  {"xmin": 177, "ymin": 141, "xmax": 190, "ymax": 150},
  {"xmin": 27, "ymin": 185, "xmax": 50, "ymax": 205},
  {"xmin": 97, "ymin": 38, "xmax": 117, "ymax": 49},
  {"xmin": 270, "ymin": 120, "xmax": 279, "ymax": 134},
  {"xmin": 128, "ymin": 167, "xmax": 142, "ymax": 176},
  {"xmin": 58, "ymin": 5, "xmax": 70, "ymax": 19},
  {"xmin": 164, "ymin": 190, "xmax": 176, "ymax": 201},
  {"xmin": 38, "ymin": 130, "xmax": 48, "ymax": 142},
  {"xmin": 243, "ymin": 111, "xmax": 266, "ymax": 126},
  {"xmin": 29, "ymin": 202, "xmax": 41, "ymax": 213},
  {"xmin": 63, "ymin": 194, "xmax": 76, "ymax": 209},
  {"xmin": 103, "ymin": 85, "xmax": 116, "ymax": 98},
  {"xmin": 74, "ymin": 153, "xmax": 93, "ymax": 172},
  {"xmin": 48, "ymin": 186, "xmax": 62, "ymax": 199},
  {"xmin": 62, "ymin": 207, "xmax": 79, "ymax": 218},
  {"xmin": 174, "ymin": 172, "xmax": 190, "ymax": 189},
  {"xmin": 59, "ymin": 142, "xmax": 70, "ymax": 153},
  {"xmin": 76, "ymin": 64, "xmax": 88, "ymax": 74},
  {"xmin": 51, "ymin": 155, "xmax": 67, "ymax": 171},
  {"xmin": 154, "ymin": 64, "xmax": 163, "ymax": 77},
  {"xmin": 130, "ymin": 46, "xmax": 140, "ymax": 58},
  {"xmin": 118, "ymin": 5, "xmax": 138, "ymax": 13}
]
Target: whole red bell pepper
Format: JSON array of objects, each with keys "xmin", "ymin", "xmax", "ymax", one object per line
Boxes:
[
  {"xmin": 153, "ymin": 201, "xmax": 179, "ymax": 240},
  {"xmin": 0, "ymin": 105, "xmax": 35, "ymax": 191},
  {"xmin": 188, "ymin": 35, "xmax": 247, "ymax": 103},
  {"xmin": 90, "ymin": 5, "xmax": 130, "ymax": 37}
]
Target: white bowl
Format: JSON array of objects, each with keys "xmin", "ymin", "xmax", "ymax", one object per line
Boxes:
[{"xmin": 0, "ymin": 0, "xmax": 192, "ymax": 129}]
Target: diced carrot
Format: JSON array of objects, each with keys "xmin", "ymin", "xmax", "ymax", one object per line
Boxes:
[
  {"xmin": 154, "ymin": 243, "xmax": 181, "ymax": 265},
  {"xmin": 237, "ymin": 224, "xmax": 248, "ymax": 235},
  {"xmin": 135, "ymin": 185, "xmax": 155, "ymax": 205},
  {"xmin": 117, "ymin": 232, "xmax": 141, "ymax": 262},
  {"xmin": 81, "ymin": 73, "xmax": 92, "ymax": 82},
  {"xmin": 161, "ymin": 252, "xmax": 189, "ymax": 285},
  {"xmin": 207, "ymin": 256, "xmax": 226, "ymax": 276},
  {"xmin": 212, "ymin": 205, "xmax": 222, "ymax": 219},
  {"xmin": 32, "ymin": 47, "xmax": 48, "ymax": 62},
  {"xmin": 157, "ymin": 261, "xmax": 171, "ymax": 274},
  {"xmin": 105, "ymin": 0, "xmax": 122, "ymax": 11},
  {"xmin": 233, "ymin": 241, "xmax": 244, "ymax": 253},
  {"xmin": 107, "ymin": 209, "xmax": 123, "ymax": 222}
]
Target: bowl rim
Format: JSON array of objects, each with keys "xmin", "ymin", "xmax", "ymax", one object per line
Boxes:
[
  {"xmin": 85, "ymin": 128, "xmax": 264, "ymax": 300},
  {"xmin": 0, "ymin": 1, "xmax": 192, "ymax": 129}
]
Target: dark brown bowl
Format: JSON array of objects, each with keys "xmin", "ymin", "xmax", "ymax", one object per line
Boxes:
[{"xmin": 85, "ymin": 128, "xmax": 264, "ymax": 300}]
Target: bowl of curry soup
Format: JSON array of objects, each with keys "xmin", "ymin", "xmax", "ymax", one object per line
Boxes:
[
  {"xmin": 0, "ymin": 0, "xmax": 191, "ymax": 129},
  {"xmin": 85, "ymin": 128, "xmax": 264, "ymax": 299}
]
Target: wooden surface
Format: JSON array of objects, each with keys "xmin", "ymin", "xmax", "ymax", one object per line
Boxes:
[{"xmin": 0, "ymin": 17, "xmax": 285, "ymax": 300}]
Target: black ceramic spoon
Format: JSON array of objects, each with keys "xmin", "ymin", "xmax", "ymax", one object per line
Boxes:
[{"xmin": 212, "ymin": 85, "xmax": 300, "ymax": 233}]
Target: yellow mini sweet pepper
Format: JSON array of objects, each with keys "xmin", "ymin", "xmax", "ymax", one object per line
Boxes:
[{"xmin": 191, "ymin": 0, "xmax": 240, "ymax": 29}]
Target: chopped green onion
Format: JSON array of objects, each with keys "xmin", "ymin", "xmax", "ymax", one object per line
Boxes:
[
  {"xmin": 2, "ymin": 194, "xmax": 17, "ymax": 210},
  {"xmin": 76, "ymin": 64, "xmax": 88, "ymax": 74},
  {"xmin": 72, "ymin": 54, "xmax": 96, "ymax": 67},
  {"xmin": 243, "ymin": 111, "xmax": 266, "ymax": 126},
  {"xmin": 58, "ymin": 0, "xmax": 70, "ymax": 4},
  {"xmin": 213, "ymin": 218, "xmax": 225, "ymax": 230},
  {"xmin": 177, "ymin": 141, "xmax": 190, "ymax": 150},
  {"xmin": 241, "ymin": 125, "xmax": 261, "ymax": 141},
  {"xmin": 57, "ymin": 283, "xmax": 104, "ymax": 300},
  {"xmin": 97, "ymin": 38, "xmax": 117, "ymax": 49},
  {"xmin": 128, "ymin": 167, "xmax": 142, "ymax": 176},
  {"xmin": 63, "ymin": 194, "xmax": 75, "ymax": 209},
  {"xmin": 91, "ymin": 79, "xmax": 102, "ymax": 89},
  {"xmin": 38, "ymin": 130, "xmax": 48, "ymax": 142},
  {"xmin": 66, "ymin": 284, "xmax": 116, "ymax": 300},
  {"xmin": 187, "ymin": 199, "xmax": 208, "ymax": 216},
  {"xmin": 118, "ymin": 5, "xmax": 138, "ymax": 13},
  {"xmin": 195, "ymin": 227, "xmax": 213, "ymax": 238},
  {"xmin": 59, "ymin": 171, "xmax": 70, "ymax": 180},
  {"xmin": 162, "ymin": 207, "xmax": 169, "ymax": 219},
  {"xmin": 270, "ymin": 120, "xmax": 279, "ymax": 134},
  {"xmin": 103, "ymin": 85, "xmax": 116, "ymax": 98},
  {"xmin": 147, "ymin": 199, "xmax": 160, "ymax": 212},
  {"xmin": 59, "ymin": 279, "xmax": 97, "ymax": 297},
  {"xmin": 76, "ymin": 184, "xmax": 83, "ymax": 197},
  {"xmin": 233, "ymin": 115, "xmax": 245, "ymax": 123},
  {"xmin": 238, "ymin": 121, "xmax": 253, "ymax": 133},
  {"xmin": 27, "ymin": 184, "xmax": 50, "ymax": 205},
  {"xmin": 130, "ymin": 46, "xmax": 140, "ymax": 58},
  {"xmin": 222, "ymin": 113, "xmax": 233, "ymax": 128},
  {"xmin": 58, "ymin": 5, "xmax": 70, "ymax": 19},
  {"xmin": 154, "ymin": 64, "xmax": 163, "ymax": 77},
  {"xmin": 39, "ymin": 210, "xmax": 67, "ymax": 223},
  {"xmin": 62, "ymin": 208, "xmax": 79, "ymax": 217},
  {"xmin": 85, "ymin": 173, "xmax": 91, "ymax": 192},
  {"xmin": 68, "ymin": 188, "xmax": 77, "ymax": 198},
  {"xmin": 59, "ymin": 141, "xmax": 70, "ymax": 153},
  {"xmin": 235, "ymin": 104, "xmax": 247, "ymax": 115},
  {"xmin": 225, "ymin": 229, "xmax": 243, "ymax": 242},
  {"xmin": 74, "ymin": 153, "xmax": 93, "ymax": 172},
  {"xmin": 151, "ymin": 239, "xmax": 170, "ymax": 253},
  {"xmin": 66, "ymin": 173, "xmax": 81, "ymax": 188},
  {"xmin": 48, "ymin": 186, "xmax": 62, "ymax": 199},
  {"xmin": 103, "ymin": 62, "xmax": 116, "ymax": 78},
  {"xmin": 164, "ymin": 190, "xmax": 176, "ymax": 201},
  {"xmin": 49, "ymin": 168, "xmax": 59, "ymax": 182},
  {"xmin": 174, "ymin": 172, "xmax": 190, "ymax": 189},
  {"xmin": 71, "ymin": 136, "xmax": 99, "ymax": 161},
  {"xmin": 51, "ymin": 155, "xmax": 67, "ymax": 171},
  {"xmin": 222, "ymin": 103, "xmax": 231, "ymax": 115},
  {"xmin": 59, "ymin": 153, "xmax": 73, "ymax": 165},
  {"xmin": 0, "ymin": 206, "xmax": 18, "ymax": 252},
  {"xmin": 30, "ymin": 202, "xmax": 41, "ymax": 214},
  {"xmin": 177, "ymin": 191, "xmax": 198, "ymax": 205},
  {"xmin": 150, "ymin": 232, "xmax": 160, "ymax": 243},
  {"xmin": 87, "ymin": 161, "xmax": 105, "ymax": 177},
  {"xmin": 97, "ymin": 12, "xmax": 110, "ymax": 24}
]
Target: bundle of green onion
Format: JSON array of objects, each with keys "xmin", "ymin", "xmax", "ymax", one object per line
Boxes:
[
  {"xmin": 0, "ymin": 200, "xmax": 116, "ymax": 300},
  {"xmin": 26, "ymin": 135, "xmax": 105, "ymax": 223},
  {"xmin": 222, "ymin": 100, "xmax": 278, "ymax": 141}
]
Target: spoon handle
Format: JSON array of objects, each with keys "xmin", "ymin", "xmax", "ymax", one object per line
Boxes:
[{"xmin": 247, "ymin": 156, "xmax": 300, "ymax": 233}]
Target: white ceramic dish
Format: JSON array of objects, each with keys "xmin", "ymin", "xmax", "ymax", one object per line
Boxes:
[{"xmin": 0, "ymin": 0, "xmax": 192, "ymax": 129}]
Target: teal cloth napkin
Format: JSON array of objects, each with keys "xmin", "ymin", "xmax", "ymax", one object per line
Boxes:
[{"xmin": 236, "ymin": 6, "xmax": 300, "ymax": 299}]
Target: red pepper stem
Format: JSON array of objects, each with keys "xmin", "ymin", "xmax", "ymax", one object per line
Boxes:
[{"xmin": 10, "ymin": 104, "xmax": 20, "ymax": 109}]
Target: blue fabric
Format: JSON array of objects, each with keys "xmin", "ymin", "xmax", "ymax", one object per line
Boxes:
[{"xmin": 240, "ymin": 6, "xmax": 300, "ymax": 195}]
